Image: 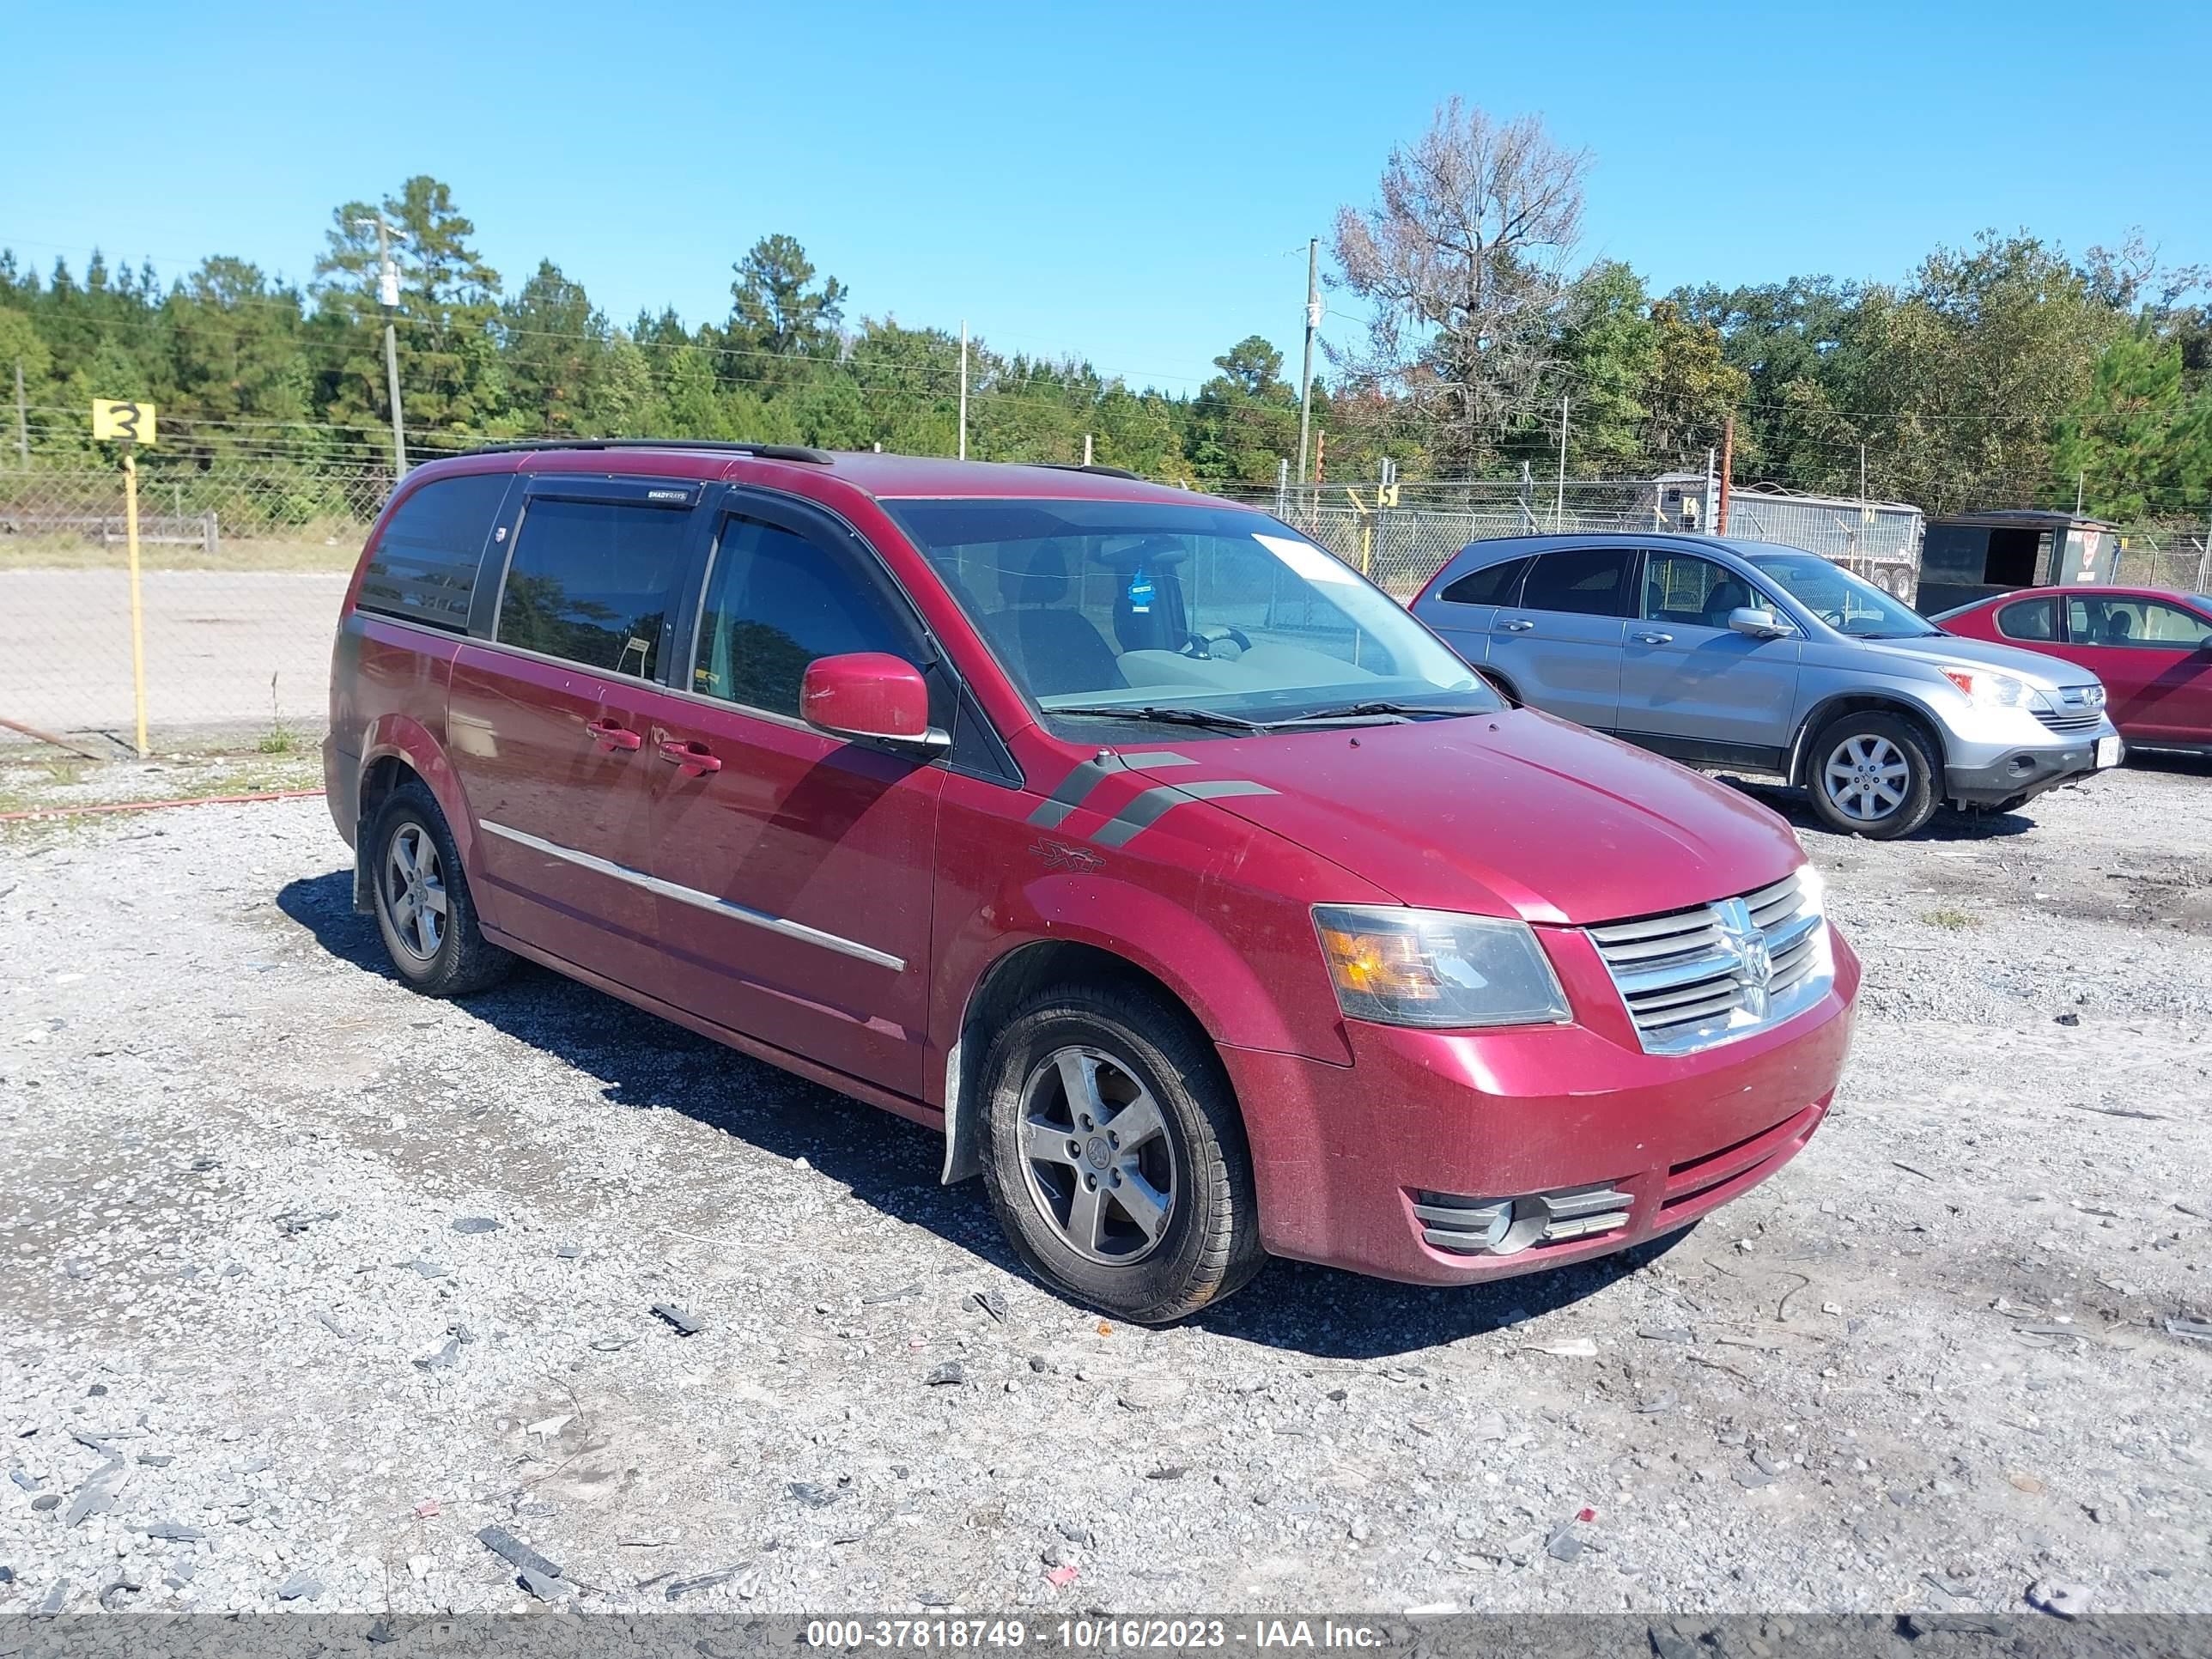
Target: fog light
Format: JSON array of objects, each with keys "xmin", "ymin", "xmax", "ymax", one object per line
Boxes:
[{"xmin": 1413, "ymin": 1184, "xmax": 1633, "ymax": 1256}]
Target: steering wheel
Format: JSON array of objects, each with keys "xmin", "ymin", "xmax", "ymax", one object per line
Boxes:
[{"xmin": 1180, "ymin": 625, "xmax": 1253, "ymax": 659}]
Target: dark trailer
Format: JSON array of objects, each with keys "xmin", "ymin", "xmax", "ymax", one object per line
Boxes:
[{"xmin": 1917, "ymin": 510, "xmax": 2118, "ymax": 615}]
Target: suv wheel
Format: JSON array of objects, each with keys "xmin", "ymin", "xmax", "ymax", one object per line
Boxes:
[
  {"xmin": 1806, "ymin": 711, "xmax": 1939, "ymax": 840},
  {"xmin": 977, "ymin": 984, "xmax": 1263, "ymax": 1323},
  {"xmin": 367, "ymin": 781, "xmax": 514, "ymax": 996}
]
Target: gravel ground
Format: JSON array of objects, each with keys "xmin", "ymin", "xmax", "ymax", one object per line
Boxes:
[{"xmin": 1, "ymin": 758, "xmax": 2209, "ymax": 1620}]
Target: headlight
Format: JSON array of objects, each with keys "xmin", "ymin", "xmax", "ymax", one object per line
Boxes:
[
  {"xmin": 1941, "ymin": 665, "xmax": 2052, "ymax": 713},
  {"xmin": 1312, "ymin": 905, "xmax": 1571, "ymax": 1029}
]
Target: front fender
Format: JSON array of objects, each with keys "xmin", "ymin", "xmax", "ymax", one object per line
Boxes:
[
  {"xmin": 932, "ymin": 871, "xmax": 1358, "ymax": 1183},
  {"xmin": 1788, "ymin": 685, "xmax": 1956, "ymax": 781}
]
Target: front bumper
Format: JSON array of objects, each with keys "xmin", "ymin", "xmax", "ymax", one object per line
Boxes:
[
  {"xmin": 1220, "ymin": 927, "xmax": 1860, "ymax": 1285},
  {"xmin": 1942, "ymin": 720, "xmax": 2121, "ymax": 809}
]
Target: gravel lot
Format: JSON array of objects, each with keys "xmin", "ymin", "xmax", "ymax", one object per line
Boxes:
[{"xmin": 2, "ymin": 757, "xmax": 2209, "ymax": 1620}]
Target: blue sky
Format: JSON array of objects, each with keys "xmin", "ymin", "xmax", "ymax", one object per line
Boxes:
[{"xmin": 5, "ymin": 0, "xmax": 2207, "ymax": 394}]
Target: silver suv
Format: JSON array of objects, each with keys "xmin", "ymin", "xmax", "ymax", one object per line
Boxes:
[{"xmin": 1411, "ymin": 533, "xmax": 2123, "ymax": 839}]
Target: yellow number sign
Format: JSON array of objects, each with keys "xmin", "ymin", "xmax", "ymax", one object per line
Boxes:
[{"xmin": 93, "ymin": 398, "xmax": 157, "ymax": 445}]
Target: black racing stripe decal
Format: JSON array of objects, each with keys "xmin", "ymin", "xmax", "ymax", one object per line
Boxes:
[
  {"xmin": 1089, "ymin": 779, "xmax": 1277, "ymax": 849},
  {"xmin": 1024, "ymin": 750, "xmax": 1194, "ymax": 830},
  {"xmin": 1026, "ymin": 757, "xmax": 1124, "ymax": 830},
  {"xmin": 1115, "ymin": 750, "xmax": 1196, "ymax": 769}
]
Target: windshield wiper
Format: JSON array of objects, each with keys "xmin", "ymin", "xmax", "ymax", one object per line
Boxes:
[
  {"xmin": 1049, "ymin": 704, "xmax": 1270, "ymax": 732},
  {"xmin": 1272, "ymin": 699, "xmax": 1480, "ymax": 726}
]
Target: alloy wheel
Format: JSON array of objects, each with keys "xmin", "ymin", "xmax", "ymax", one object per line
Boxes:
[
  {"xmin": 1821, "ymin": 733, "xmax": 1910, "ymax": 823},
  {"xmin": 1018, "ymin": 1046, "xmax": 1176, "ymax": 1265},
  {"xmin": 382, "ymin": 823, "xmax": 448, "ymax": 962}
]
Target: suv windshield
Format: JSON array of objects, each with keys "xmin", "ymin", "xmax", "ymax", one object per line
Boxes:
[
  {"xmin": 1746, "ymin": 550, "xmax": 1938, "ymax": 639},
  {"xmin": 887, "ymin": 499, "xmax": 1494, "ymax": 728}
]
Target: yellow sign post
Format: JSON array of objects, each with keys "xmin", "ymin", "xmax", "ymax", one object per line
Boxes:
[{"xmin": 93, "ymin": 399, "xmax": 156, "ymax": 757}]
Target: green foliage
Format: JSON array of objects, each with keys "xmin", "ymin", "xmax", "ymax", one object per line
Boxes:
[
  {"xmin": 2, "ymin": 172, "xmax": 2202, "ymax": 532},
  {"xmin": 2051, "ymin": 329, "xmax": 2212, "ymax": 523}
]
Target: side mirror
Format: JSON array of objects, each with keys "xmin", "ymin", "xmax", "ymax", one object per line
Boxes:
[
  {"xmin": 799, "ymin": 653, "xmax": 939, "ymax": 746},
  {"xmin": 1728, "ymin": 606, "xmax": 1792, "ymax": 640}
]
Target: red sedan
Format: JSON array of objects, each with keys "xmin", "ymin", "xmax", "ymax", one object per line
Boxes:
[{"xmin": 1937, "ymin": 585, "xmax": 2212, "ymax": 753}]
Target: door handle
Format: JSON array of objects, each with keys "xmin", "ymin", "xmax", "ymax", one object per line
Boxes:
[
  {"xmin": 1498, "ymin": 618, "xmax": 1535, "ymax": 633},
  {"xmin": 1632, "ymin": 630, "xmax": 1674, "ymax": 645},
  {"xmin": 658, "ymin": 738, "xmax": 722, "ymax": 775},
  {"xmin": 585, "ymin": 718, "xmax": 642, "ymax": 751}
]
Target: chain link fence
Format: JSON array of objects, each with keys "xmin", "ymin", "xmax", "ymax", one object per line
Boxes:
[
  {"xmin": 3, "ymin": 457, "xmax": 2206, "ymax": 756},
  {"xmin": 2112, "ymin": 531, "xmax": 2212, "ymax": 593},
  {"xmin": 1, "ymin": 463, "xmax": 384, "ymax": 755}
]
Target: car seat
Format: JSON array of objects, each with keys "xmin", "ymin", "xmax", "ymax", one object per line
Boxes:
[
  {"xmin": 1700, "ymin": 578, "xmax": 1750, "ymax": 629},
  {"xmin": 981, "ymin": 540, "xmax": 1125, "ymax": 697}
]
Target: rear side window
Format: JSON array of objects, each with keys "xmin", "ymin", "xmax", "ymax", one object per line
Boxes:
[
  {"xmin": 356, "ymin": 473, "xmax": 510, "ymax": 630},
  {"xmin": 1996, "ymin": 596, "xmax": 2057, "ymax": 641},
  {"xmin": 1439, "ymin": 555, "xmax": 1529, "ymax": 606},
  {"xmin": 1521, "ymin": 547, "xmax": 1634, "ymax": 617},
  {"xmin": 693, "ymin": 516, "xmax": 917, "ymax": 717},
  {"xmin": 497, "ymin": 498, "xmax": 693, "ymax": 677}
]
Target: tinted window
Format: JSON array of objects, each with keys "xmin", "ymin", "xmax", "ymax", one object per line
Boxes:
[
  {"xmin": 496, "ymin": 498, "xmax": 693, "ymax": 676},
  {"xmin": 357, "ymin": 473, "xmax": 510, "ymax": 630},
  {"xmin": 1439, "ymin": 555, "xmax": 1529, "ymax": 607},
  {"xmin": 1642, "ymin": 551, "xmax": 1759, "ymax": 627},
  {"xmin": 1520, "ymin": 548, "xmax": 1633, "ymax": 617},
  {"xmin": 693, "ymin": 517, "xmax": 916, "ymax": 717},
  {"xmin": 2066, "ymin": 595, "xmax": 2212, "ymax": 649},
  {"xmin": 1996, "ymin": 597, "xmax": 2057, "ymax": 642}
]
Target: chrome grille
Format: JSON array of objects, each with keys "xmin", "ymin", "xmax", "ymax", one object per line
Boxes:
[
  {"xmin": 2038, "ymin": 684, "xmax": 2106, "ymax": 732},
  {"xmin": 2035, "ymin": 709, "xmax": 2102, "ymax": 733},
  {"xmin": 1587, "ymin": 871, "xmax": 1832, "ymax": 1056}
]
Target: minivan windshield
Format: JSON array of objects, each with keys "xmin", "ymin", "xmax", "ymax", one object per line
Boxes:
[
  {"xmin": 887, "ymin": 499, "xmax": 1495, "ymax": 729},
  {"xmin": 1746, "ymin": 550, "xmax": 1940, "ymax": 639}
]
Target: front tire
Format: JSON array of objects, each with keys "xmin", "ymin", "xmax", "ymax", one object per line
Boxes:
[
  {"xmin": 367, "ymin": 781, "xmax": 514, "ymax": 996},
  {"xmin": 977, "ymin": 983, "xmax": 1263, "ymax": 1323},
  {"xmin": 1805, "ymin": 711, "xmax": 1940, "ymax": 840}
]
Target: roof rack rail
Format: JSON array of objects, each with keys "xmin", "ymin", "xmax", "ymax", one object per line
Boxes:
[
  {"xmin": 1025, "ymin": 461, "xmax": 1145, "ymax": 482},
  {"xmin": 463, "ymin": 437, "xmax": 836, "ymax": 465}
]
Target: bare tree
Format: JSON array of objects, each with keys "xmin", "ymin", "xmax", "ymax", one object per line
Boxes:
[{"xmin": 1331, "ymin": 99, "xmax": 1591, "ymax": 471}]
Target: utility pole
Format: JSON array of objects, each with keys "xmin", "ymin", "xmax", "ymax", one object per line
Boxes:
[
  {"xmin": 1859, "ymin": 443, "xmax": 1868, "ymax": 508},
  {"xmin": 12, "ymin": 361, "xmax": 25, "ymax": 467},
  {"xmin": 1296, "ymin": 237, "xmax": 1320, "ymax": 488},
  {"xmin": 957, "ymin": 319, "xmax": 969, "ymax": 460},
  {"xmin": 2075, "ymin": 471, "xmax": 2085, "ymax": 515},
  {"xmin": 1082, "ymin": 433, "xmax": 1093, "ymax": 467},
  {"xmin": 355, "ymin": 216, "xmax": 408, "ymax": 477},
  {"xmin": 1717, "ymin": 415, "xmax": 1735, "ymax": 534},
  {"xmin": 1553, "ymin": 393, "xmax": 1569, "ymax": 532}
]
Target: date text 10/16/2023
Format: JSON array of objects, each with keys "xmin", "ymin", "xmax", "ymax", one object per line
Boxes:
[{"xmin": 804, "ymin": 1621, "xmax": 1389, "ymax": 1650}]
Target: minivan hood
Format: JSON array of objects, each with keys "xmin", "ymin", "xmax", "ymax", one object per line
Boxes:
[
  {"xmin": 1128, "ymin": 708, "xmax": 1805, "ymax": 927},
  {"xmin": 1861, "ymin": 631, "xmax": 2092, "ymax": 686}
]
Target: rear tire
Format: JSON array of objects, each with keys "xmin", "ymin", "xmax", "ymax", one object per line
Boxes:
[
  {"xmin": 1804, "ymin": 711, "xmax": 1939, "ymax": 840},
  {"xmin": 367, "ymin": 781, "xmax": 514, "ymax": 997},
  {"xmin": 977, "ymin": 983, "xmax": 1264, "ymax": 1323}
]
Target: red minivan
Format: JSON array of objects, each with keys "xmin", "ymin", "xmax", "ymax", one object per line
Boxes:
[{"xmin": 325, "ymin": 441, "xmax": 1860, "ymax": 1322}]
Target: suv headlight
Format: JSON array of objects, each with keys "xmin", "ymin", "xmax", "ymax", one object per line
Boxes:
[
  {"xmin": 1941, "ymin": 665, "xmax": 2053, "ymax": 714},
  {"xmin": 1313, "ymin": 904, "xmax": 1571, "ymax": 1029}
]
